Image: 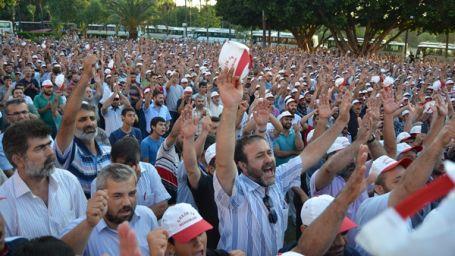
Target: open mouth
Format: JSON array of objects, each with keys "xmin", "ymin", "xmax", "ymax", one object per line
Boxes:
[{"xmin": 193, "ymin": 250, "xmax": 204, "ymax": 256}]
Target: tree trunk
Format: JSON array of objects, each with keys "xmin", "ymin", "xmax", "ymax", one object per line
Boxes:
[{"xmin": 129, "ymin": 27, "xmax": 138, "ymax": 39}]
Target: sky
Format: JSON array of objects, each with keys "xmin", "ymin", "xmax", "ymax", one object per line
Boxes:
[{"xmin": 175, "ymin": 0, "xmax": 217, "ymax": 7}]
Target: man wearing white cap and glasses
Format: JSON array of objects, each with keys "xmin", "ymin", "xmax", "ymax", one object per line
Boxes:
[
  {"xmin": 214, "ymin": 67, "xmax": 353, "ymax": 255},
  {"xmin": 208, "ymin": 91, "xmax": 223, "ymax": 118}
]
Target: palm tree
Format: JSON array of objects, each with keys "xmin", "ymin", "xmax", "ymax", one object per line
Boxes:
[{"xmin": 106, "ymin": 0, "xmax": 155, "ymax": 39}]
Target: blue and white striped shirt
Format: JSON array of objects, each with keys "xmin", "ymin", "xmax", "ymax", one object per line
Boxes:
[
  {"xmin": 54, "ymin": 137, "xmax": 111, "ymax": 195},
  {"xmin": 90, "ymin": 162, "xmax": 171, "ymax": 207},
  {"xmin": 214, "ymin": 156, "xmax": 303, "ymax": 256},
  {"xmin": 0, "ymin": 168, "xmax": 87, "ymax": 238}
]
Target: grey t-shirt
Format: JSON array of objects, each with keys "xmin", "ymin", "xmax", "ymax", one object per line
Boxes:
[{"xmin": 166, "ymin": 84, "xmax": 184, "ymax": 112}]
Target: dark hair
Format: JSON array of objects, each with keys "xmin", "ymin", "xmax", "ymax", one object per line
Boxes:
[
  {"xmin": 210, "ymin": 116, "xmax": 220, "ymax": 122},
  {"xmin": 199, "ymin": 81, "xmax": 208, "ymax": 87},
  {"xmin": 150, "ymin": 117, "xmax": 166, "ymax": 132},
  {"xmin": 12, "ymin": 87, "xmax": 24, "ymax": 94},
  {"xmin": 14, "ymin": 236, "xmax": 75, "ymax": 256},
  {"xmin": 80, "ymin": 101, "xmax": 97, "ymax": 113},
  {"xmin": 234, "ymin": 135, "xmax": 266, "ymax": 164},
  {"xmin": 5, "ymin": 98, "xmax": 27, "ymax": 114},
  {"xmin": 111, "ymin": 137, "xmax": 140, "ymax": 165},
  {"xmin": 3, "ymin": 119, "xmax": 51, "ymax": 167},
  {"xmin": 121, "ymin": 107, "xmax": 136, "ymax": 116},
  {"xmin": 153, "ymin": 89, "xmax": 164, "ymax": 97}
]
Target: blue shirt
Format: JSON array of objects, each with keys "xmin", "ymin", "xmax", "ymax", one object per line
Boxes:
[
  {"xmin": 140, "ymin": 136, "xmax": 164, "ymax": 165},
  {"xmin": 0, "ymin": 133, "xmax": 13, "ymax": 171},
  {"xmin": 54, "ymin": 137, "xmax": 111, "ymax": 195},
  {"xmin": 274, "ymin": 130, "xmax": 297, "ymax": 166},
  {"xmin": 144, "ymin": 103, "xmax": 172, "ymax": 133},
  {"xmin": 60, "ymin": 205, "xmax": 158, "ymax": 256},
  {"xmin": 214, "ymin": 156, "xmax": 303, "ymax": 256},
  {"xmin": 90, "ymin": 162, "xmax": 170, "ymax": 207},
  {"xmin": 109, "ymin": 127, "xmax": 142, "ymax": 146}
]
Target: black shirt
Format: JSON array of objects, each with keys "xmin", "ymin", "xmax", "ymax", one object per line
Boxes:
[
  {"xmin": 188, "ymin": 174, "xmax": 220, "ymax": 250},
  {"xmin": 17, "ymin": 78, "xmax": 40, "ymax": 99}
]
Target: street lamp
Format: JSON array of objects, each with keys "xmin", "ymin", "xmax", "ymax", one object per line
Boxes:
[{"xmin": 404, "ymin": 16, "xmax": 414, "ymax": 60}]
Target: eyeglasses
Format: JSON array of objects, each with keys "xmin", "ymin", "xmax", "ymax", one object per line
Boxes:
[
  {"xmin": 7, "ymin": 110, "xmax": 29, "ymax": 116},
  {"xmin": 263, "ymin": 194, "xmax": 278, "ymax": 224}
]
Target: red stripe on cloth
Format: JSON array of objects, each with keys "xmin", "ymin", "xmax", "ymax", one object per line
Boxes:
[
  {"xmin": 235, "ymin": 49, "xmax": 250, "ymax": 77},
  {"xmin": 395, "ymin": 174, "xmax": 455, "ymax": 219},
  {"xmin": 155, "ymin": 166, "xmax": 178, "ymax": 187}
]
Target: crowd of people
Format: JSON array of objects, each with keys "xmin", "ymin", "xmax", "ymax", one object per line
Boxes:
[{"xmin": 0, "ymin": 33, "xmax": 454, "ymax": 256}]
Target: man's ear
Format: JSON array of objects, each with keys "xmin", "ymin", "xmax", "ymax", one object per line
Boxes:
[
  {"xmin": 238, "ymin": 161, "xmax": 247, "ymax": 174},
  {"xmin": 11, "ymin": 154, "xmax": 24, "ymax": 169},
  {"xmin": 374, "ymin": 184, "xmax": 384, "ymax": 195}
]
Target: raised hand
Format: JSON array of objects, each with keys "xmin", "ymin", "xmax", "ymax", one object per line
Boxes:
[
  {"xmin": 356, "ymin": 113, "xmax": 374, "ymax": 144},
  {"xmin": 337, "ymin": 91, "xmax": 352, "ymax": 124},
  {"xmin": 434, "ymin": 94, "xmax": 448, "ymax": 117},
  {"xmin": 118, "ymin": 222, "xmax": 142, "ymax": 256},
  {"xmin": 86, "ymin": 190, "xmax": 108, "ymax": 228},
  {"xmin": 218, "ymin": 67, "xmax": 243, "ymax": 108},
  {"xmin": 181, "ymin": 104, "xmax": 198, "ymax": 139},
  {"xmin": 381, "ymin": 87, "xmax": 400, "ymax": 115},
  {"xmin": 253, "ymin": 98, "xmax": 270, "ymax": 127},
  {"xmin": 83, "ymin": 55, "xmax": 98, "ymax": 75},
  {"xmin": 147, "ymin": 229, "xmax": 168, "ymax": 256},
  {"xmin": 342, "ymin": 144, "xmax": 368, "ymax": 203},
  {"xmin": 317, "ymin": 90, "xmax": 332, "ymax": 119}
]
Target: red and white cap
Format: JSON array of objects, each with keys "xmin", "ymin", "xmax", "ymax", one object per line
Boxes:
[
  {"xmin": 382, "ymin": 76, "xmax": 395, "ymax": 87},
  {"xmin": 396, "ymin": 143, "xmax": 422, "ymax": 156},
  {"xmin": 370, "ymin": 75, "xmax": 381, "ymax": 84},
  {"xmin": 396, "ymin": 132, "xmax": 412, "ymax": 143},
  {"xmin": 410, "ymin": 125, "xmax": 421, "ymax": 135},
  {"xmin": 301, "ymin": 195, "xmax": 357, "ymax": 233},
  {"xmin": 370, "ymin": 155, "xmax": 412, "ymax": 179},
  {"xmin": 218, "ymin": 41, "xmax": 252, "ymax": 82},
  {"xmin": 355, "ymin": 161, "xmax": 455, "ymax": 255},
  {"xmin": 161, "ymin": 203, "xmax": 213, "ymax": 243},
  {"xmin": 183, "ymin": 86, "xmax": 193, "ymax": 94},
  {"xmin": 335, "ymin": 77, "xmax": 346, "ymax": 88},
  {"xmin": 42, "ymin": 79, "xmax": 53, "ymax": 87},
  {"xmin": 278, "ymin": 111, "xmax": 294, "ymax": 120}
]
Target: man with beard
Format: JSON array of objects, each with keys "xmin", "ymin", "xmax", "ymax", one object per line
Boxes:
[
  {"xmin": 144, "ymin": 89, "xmax": 171, "ymax": 134},
  {"xmin": 214, "ymin": 68, "xmax": 352, "ymax": 256},
  {"xmin": 61, "ymin": 163, "xmax": 158, "ymax": 256},
  {"xmin": 16, "ymin": 67, "xmax": 40, "ymax": 99},
  {"xmin": 285, "ymin": 98, "xmax": 302, "ymax": 125},
  {"xmin": 34, "ymin": 80, "xmax": 64, "ymax": 137},
  {"xmin": 0, "ymin": 99, "xmax": 36, "ymax": 177},
  {"xmin": 54, "ymin": 55, "xmax": 111, "ymax": 196},
  {"xmin": 0, "ymin": 120, "xmax": 87, "ymax": 238},
  {"xmin": 274, "ymin": 111, "xmax": 304, "ymax": 166}
]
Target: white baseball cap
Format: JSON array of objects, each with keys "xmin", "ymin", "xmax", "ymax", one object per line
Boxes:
[
  {"xmin": 352, "ymin": 99, "xmax": 361, "ymax": 105},
  {"xmin": 291, "ymin": 88, "xmax": 298, "ymax": 94},
  {"xmin": 104, "ymin": 68, "xmax": 111, "ymax": 75},
  {"xmin": 410, "ymin": 125, "xmax": 421, "ymax": 135},
  {"xmin": 265, "ymin": 92, "xmax": 274, "ymax": 98},
  {"xmin": 204, "ymin": 143, "xmax": 216, "ymax": 165},
  {"xmin": 144, "ymin": 88, "xmax": 151, "ymax": 94},
  {"xmin": 210, "ymin": 91, "xmax": 219, "ymax": 98},
  {"xmin": 285, "ymin": 98, "xmax": 296, "ymax": 105},
  {"xmin": 327, "ymin": 137, "xmax": 351, "ymax": 154},
  {"xmin": 401, "ymin": 110, "xmax": 410, "ymax": 116},
  {"xmin": 42, "ymin": 79, "xmax": 53, "ymax": 87},
  {"xmin": 161, "ymin": 203, "xmax": 213, "ymax": 243},
  {"xmin": 278, "ymin": 111, "xmax": 294, "ymax": 120},
  {"xmin": 181, "ymin": 78, "xmax": 189, "ymax": 83},
  {"xmin": 446, "ymin": 79, "xmax": 454, "ymax": 85},
  {"xmin": 306, "ymin": 129, "xmax": 315, "ymax": 142},
  {"xmin": 335, "ymin": 77, "xmax": 346, "ymax": 88},
  {"xmin": 397, "ymin": 132, "xmax": 412, "ymax": 143},
  {"xmin": 370, "ymin": 155, "xmax": 412, "ymax": 178},
  {"xmin": 301, "ymin": 195, "xmax": 357, "ymax": 233},
  {"xmin": 370, "ymin": 75, "xmax": 380, "ymax": 84},
  {"xmin": 383, "ymin": 76, "xmax": 395, "ymax": 87},
  {"xmin": 184, "ymin": 87, "xmax": 193, "ymax": 94}
]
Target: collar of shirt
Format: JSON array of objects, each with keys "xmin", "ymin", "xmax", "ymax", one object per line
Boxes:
[
  {"xmin": 95, "ymin": 208, "xmax": 141, "ymax": 233},
  {"xmin": 12, "ymin": 170, "xmax": 59, "ymax": 198},
  {"xmin": 238, "ymin": 173, "xmax": 267, "ymax": 194},
  {"xmin": 74, "ymin": 138, "xmax": 108, "ymax": 157}
]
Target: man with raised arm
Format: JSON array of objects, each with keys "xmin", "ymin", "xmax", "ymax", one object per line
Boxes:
[
  {"xmin": 214, "ymin": 68, "xmax": 352, "ymax": 256},
  {"xmin": 54, "ymin": 55, "xmax": 111, "ymax": 196}
]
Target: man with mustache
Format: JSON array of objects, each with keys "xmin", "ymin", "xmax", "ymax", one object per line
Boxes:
[
  {"xmin": 61, "ymin": 163, "xmax": 159, "ymax": 256},
  {"xmin": 54, "ymin": 55, "xmax": 112, "ymax": 196},
  {"xmin": 214, "ymin": 68, "xmax": 352, "ymax": 256},
  {"xmin": 0, "ymin": 120, "xmax": 87, "ymax": 238}
]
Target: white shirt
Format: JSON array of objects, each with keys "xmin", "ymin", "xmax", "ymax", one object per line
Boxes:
[
  {"xmin": 0, "ymin": 168, "xmax": 87, "ymax": 238},
  {"xmin": 102, "ymin": 105, "xmax": 124, "ymax": 136},
  {"xmin": 209, "ymin": 101, "xmax": 223, "ymax": 118}
]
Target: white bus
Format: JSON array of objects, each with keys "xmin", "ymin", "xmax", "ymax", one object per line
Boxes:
[
  {"xmin": 192, "ymin": 27, "xmax": 237, "ymax": 43},
  {"xmin": 87, "ymin": 24, "xmax": 129, "ymax": 37},
  {"xmin": 416, "ymin": 42, "xmax": 455, "ymax": 60},
  {"xmin": 251, "ymin": 30, "xmax": 318, "ymax": 48},
  {"xmin": 0, "ymin": 20, "xmax": 14, "ymax": 34},
  {"xmin": 325, "ymin": 37, "xmax": 406, "ymax": 55}
]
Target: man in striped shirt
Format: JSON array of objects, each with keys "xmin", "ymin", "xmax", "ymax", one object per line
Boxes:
[
  {"xmin": 54, "ymin": 55, "xmax": 111, "ymax": 196},
  {"xmin": 214, "ymin": 68, "xmax": 352, "ymax": 256}
]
